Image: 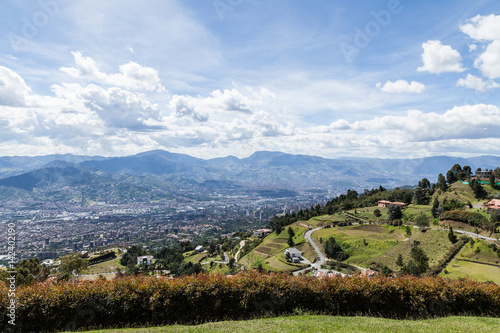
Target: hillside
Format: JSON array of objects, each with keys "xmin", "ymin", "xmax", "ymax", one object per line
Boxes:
[
  {"xmin": 1, "ymin": 151, "xmax": 500, "ymax": 204},
  {"xmin": 243, "ymin": 173, "xmax": 500, "ymax": 281}
]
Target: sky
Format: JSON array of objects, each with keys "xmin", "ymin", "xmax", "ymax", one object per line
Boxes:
[{"xmin": 1, "ymin": 0, "xmax": 500, "ymax": 159}]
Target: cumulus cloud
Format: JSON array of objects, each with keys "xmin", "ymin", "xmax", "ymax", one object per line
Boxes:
[
  {"xmin": 417, "ymin": 40, "xmax": 465, "ymax": 74},
  {"xmin": 376, "ymin": 80, "xmax": 425, "ymax": 93},
  {"xmin": 168, "ymin": 87, "xmax": 275, "ymax": 123},
  {"xmin": 456, "ymin": 74, "xmax": 499, "ymax": 93},
  {"xmin": 81, "ymin": 85, "xmax": 162, "ymax": 130},
  {"xmin": 169, "ymin": 95, "xmax": 208, "ymax": 122},
  {"xmin": 460, "ymin": 14, "xmax": 500, "ymax": 41},
  {"xmin": 0, "ymin": 66, "xmax": 31, "ymax": 107},
  {"xmin": 60, "ymin": 51, "xmax": 165, "ymax": 91},
  {"xmin": 325, "ymin": 104, "xmax": 500, "ymax": 143},
  {"xmin": 460, "ymin": 14, "xmax": 500, "ymax": 79}
]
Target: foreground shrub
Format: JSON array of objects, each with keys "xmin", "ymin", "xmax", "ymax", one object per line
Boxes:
[{"xmin": 0, "ymin": 272, "xmax": 499, "ymax": 332}]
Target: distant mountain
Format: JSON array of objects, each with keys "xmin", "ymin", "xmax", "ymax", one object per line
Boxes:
[
  {"xmin": 0, "ymin": 150, "xmax": 499, "ymax": 204},
  {"xmin": 0, "ymin": 153, "xmax": 106, "ymax": 179}
]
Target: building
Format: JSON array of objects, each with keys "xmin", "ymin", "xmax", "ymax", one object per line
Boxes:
[
  {"xmin": 194, "ymin": 245, "xmax": 204, "ymax": 252},
  {"xmin": 284, "ymin": 248, "xmax": 302, "ymax": 263},
  {"xmin": 253, "ymin": 228, "xmax": 273, "ymax": 238},
  {"xmin": 137, "ymin": 255, "xmax": 154, "ymax": 266},
  {"xmin": 476, "ymin": 169, "xmax": 493, "ymax": 179},
  {"xmin": 377, "ymin": 200, "xmax": 407, "ymax": 208},
  {"xmin": 484, "ymin": 199, "xmax": 500, "ymax": 212}
]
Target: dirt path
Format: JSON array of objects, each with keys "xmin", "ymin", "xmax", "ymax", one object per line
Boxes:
[{"xmin": 235, "ymin": 240, "xmax": 245, "ymax": 261}]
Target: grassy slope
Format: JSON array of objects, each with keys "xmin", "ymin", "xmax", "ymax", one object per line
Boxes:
[
  {"xmin": 441, "ymin": 238, "xmax": 500, "ymax": 284},
  {"xmin": 312, "ymin": 224, "xmax": 464, "ymax": 272},
  {"xmin": 183, "ymin": 252, "xmax": 208, "ymax": 264},
  {"xmin": 312, "ymin": 224, "xmax": 406, "ymax": 268},
  {"xmin": 84, "ymin": 257, "xmax": 126, "ymax": 275},
  {"xmin": 240, "ymin": 223, "xmax": 314, "ymax": 271},
  {"xmin": 75, "ymin": 315, "xmax": 500, "ymax": 333}
]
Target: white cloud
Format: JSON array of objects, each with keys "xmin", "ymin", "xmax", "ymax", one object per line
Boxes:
[
  {"xmin": 417, "ymin": 40, "xmax": 465, "ymax": 74},
  {"xmin": 376, "ymin": 79, "xmax": 425, "ymax": 93},
  {"xmin": 169, "ymin": 95, "xmax": 208, "ymax": 122},
  {"xmin": 0, "ymin": 66, "xmax": 31, "ymax": 106},
  {"xmin": 460, "ymin": 14, "xmax": 500, "ymax": 41},
  {"xmin": 468, "ymin": 44, "xmax": 477, "ymax": 52},
  {"xmin": 81, "ymin": 84, "xmax": 162, "ymax": 130},
  {"xmin": 460, "ymin": 15, "xmax": 500, "ymax": 79},
  {"xmin": 325, "ymin": 104, "xmax": 500, "ymax": 143},
  {"xmin": 473, "ymin": 40, "xmax": 500, "ymax": 79},
  {"xmin": 60, "ymin": 51, "xmax": 165, "ymax": 91},
  {"xmin": 456, "ymin": 74, "xmax": 499, "ymax": 93}
]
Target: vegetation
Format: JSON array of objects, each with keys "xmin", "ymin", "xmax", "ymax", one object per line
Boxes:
[
  {"xmin": 3, "ymin": 272, "xmax": 499, "ymax": 332},
  {"xmin": 72, "ymin": 315, "xmax": 500, "ymax": 333}
]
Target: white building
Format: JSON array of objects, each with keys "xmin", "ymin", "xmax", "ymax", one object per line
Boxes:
[
  {"xmin": 137, "ymin": 255, "xmax": 154, "ymax": 266},
  {"xmin": 284, "ymin": 248, "xmax": 303, "ymax": 263}
]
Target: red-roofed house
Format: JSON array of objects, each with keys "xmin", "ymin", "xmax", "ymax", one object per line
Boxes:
[{"xmin": 484, "ymin": 199, "xmax": 500, "ymax": 212}]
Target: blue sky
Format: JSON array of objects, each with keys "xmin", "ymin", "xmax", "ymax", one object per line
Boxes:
[{"xmin": 1, "ymin": 0, "xmax": 500, "ymax": 159}]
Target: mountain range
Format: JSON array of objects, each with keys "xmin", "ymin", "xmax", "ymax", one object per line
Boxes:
[{"xmin": 1, "ymin": 150, "xmax": 499, "ymax": 203}]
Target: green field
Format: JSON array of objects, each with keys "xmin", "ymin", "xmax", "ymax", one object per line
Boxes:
[
  {"xmin": 311, "ymin": 224, "xmax": 462, "ymax": 271},
  {"xmin": 183, "ymin": 252, "xmax": 208, "ymax": 264},
  {"xmin": 441, "ymin": 238, "xmax": 500, "ymax": 284},
  {"xmin": 240, "ymin": 223, "xmax": 313, "ymax": 271},
  {"xmin": 75, "ymin": 315, "xmax": 500, "ymax": 333},
  {"xmin": 84, "ymin": 256, "xmax": 126, "ymax": 275},
  {"xmin": 312, "ymin": 224, "xmax": 406, "ymax": 267}
]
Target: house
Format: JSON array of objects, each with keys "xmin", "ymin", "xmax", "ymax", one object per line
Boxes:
[
  {"xmin": 484, "ymin": 199, "xmax": 500, "ymax": 212},
  {"xmin": 137, "ymin": 255, "xmax": 154, "ymax": 266},
  {"xmin": 377, "ymin": 200, "xmax": 407, "ymax": 208},
  {"xmin": 284, "ymin": 247, "xmax": 302, "ymax": 263},
  {"xmin": 194, "ymin": 245, "xmax": 204, "ymax": 252},
  {"xmin": 476, "ymin": 169, "xmax": 493, "ymax": 179},
  {"xmin": 360, "ymin": 269, "xmax": 376, "ymax": 278},
  {"xmin": 253, "ymin": 228, "xmax": 273, "ymax": 238}
]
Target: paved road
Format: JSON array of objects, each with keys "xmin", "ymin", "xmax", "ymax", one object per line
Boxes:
[
  {"xmin": 305, "ymin": 227, "xmax": 326, "ymax": 269},
  {"xmin": 453, "ymin": 229, "xmax": 498, "ymax": 241},
  {"xmin": 294, "ymin": 227, "xmax": 347, "ymax": 276}
]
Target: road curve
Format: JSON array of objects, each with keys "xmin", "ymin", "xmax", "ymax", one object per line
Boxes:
[{"xmin": 305, "ymin": 227, "xmax": 326, "ymax": 269}]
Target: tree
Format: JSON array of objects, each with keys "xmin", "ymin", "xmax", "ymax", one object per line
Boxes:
[
  {"xmin": 469, "ymin": 178, "xmax": 486, "ymax": 198},
  {"xmin": 463, "ymin": 165, "xmax": 472, "ymax": 178},
  {"xmin": 402, "ymin": 245, "xmax": 429, "ymax": 276},
  {"xmin": 431, "ymin": 198, "xmax": 439, "ymax": 218},
  {"xmin": 287, "ymin": 227, "xmax": 295, "ymax": 247},
  {"xmin": 437, "ymin": 173, "xmax": 447, "ymax": 191},
  {"xmin": 373, "ymin": 208, "xmax": 381, "ymax": 217},
  {"xmin": 387, "ymin": 204, "xmax": 402, "ymax": 221},
  {"xmin": 275, "ymin": 223, "xmax": 283, "ymax": 235},
  {"xmin": 396, "ymin": 254, "xmax": 404, "ymax": 267},
  {"xmin": 58, "ymin": 252, "xmax": 89, "ymax": 278},
  {"xmin": 490, "ymin": 173, "xmax": 496, "ymax": 188},
  {"xmin": 228, "ymin": 257, "xmax": 235, "ymax": 269},
  {"xmin": 0, "ymin": 258, "xmax": 49, "ymax": 287},
  {"xmin": 324, "ymin": 237, "xmax": 349, "ymax": 261},
  {"xmin": 418, "ymin": 178, "xmax": 431, "ymax": 189},
  {"xmin": 415, "ymin": 213, "xmax": 430, "ymax": 229},
  {"xmin": 446, "ymin": 170, "xmax": 457, "ymax": 185},
  {"xmin": 448, "ymin": 226, "xmax": 458, "ymax": 244},
  {"xmin": 209, "ymin": 242, "xmax": 216, "ymax": 255},
  {"xmin": 413, "ymin": 186, "xmax": 424, "ymax": 205}
]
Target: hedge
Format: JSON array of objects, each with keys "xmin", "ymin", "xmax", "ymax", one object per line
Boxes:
[
  {"xmin": 439, "ymin": 210, "xmax": 488, "ymax": 227},
  {"xmin": 1, "ymin": 272, "xmax": 499, "ymax": 332}
]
